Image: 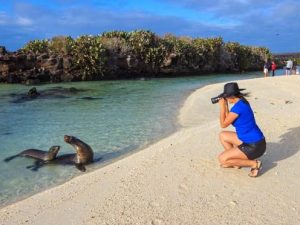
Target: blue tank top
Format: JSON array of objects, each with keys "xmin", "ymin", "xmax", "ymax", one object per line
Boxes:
[{"xmin": 230, "ymin": 99, "xmax": 264, "ymax": 143}]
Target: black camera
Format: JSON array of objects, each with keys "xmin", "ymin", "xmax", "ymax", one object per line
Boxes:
[{"xmin": 211, "ymin": 95, "xmax": 222, "ymax": 104}]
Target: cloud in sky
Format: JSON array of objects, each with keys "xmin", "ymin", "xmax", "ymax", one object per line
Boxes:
[{"xmin": 0, "ymin": 0, "xmax": 299, "ymax": 53}]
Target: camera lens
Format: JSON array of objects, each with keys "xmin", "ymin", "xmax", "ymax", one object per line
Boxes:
[{"xmin": 211, "ymin": 97, "xmax": 220, "ymax": 104}]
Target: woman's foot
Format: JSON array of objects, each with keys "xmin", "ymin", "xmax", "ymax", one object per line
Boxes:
[{"xmin": 248, "ymin": 160, "xmax": 262, "ymax": 177}]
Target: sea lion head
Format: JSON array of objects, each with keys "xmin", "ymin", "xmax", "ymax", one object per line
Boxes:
[
  {"xmin": 27, "ymin": 87, "xmax": 40, "ymax": 97},
  {"xmin": 64, "ymin": 135, "xmax": 76, "ymax": 143},
  {"xmin": 49, "ymin": 145, "xmax": 60, "ymax": 155},
  {"xmin": 47, "ymin": 145, "xmax": 61, "ymax": 160}
]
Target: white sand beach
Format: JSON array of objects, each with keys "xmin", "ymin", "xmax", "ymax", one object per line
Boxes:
[{"xmin": 1, "ymin": 76, "xmax": 300, "ymax": 225}]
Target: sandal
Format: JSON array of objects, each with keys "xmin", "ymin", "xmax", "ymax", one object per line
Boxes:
[{"xmin": 248, "ymin": 160, "xmax": 262, "ymax": 177}]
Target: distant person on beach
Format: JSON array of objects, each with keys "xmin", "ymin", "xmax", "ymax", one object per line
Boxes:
[
  {"xmin": 286, "ymin": 59, "xmax": 293, "ymax": 75},
  {"xmin": 263, "ymin": 62, "xmax": 269, "ymax": 77},
  {"xmin": 271, "ymin": 61, "xmax": 277, "ymax": 76},
  {"xmin": 217, "ymin": 82, "xmax": 266, "ymax": 177},
  {"xmin": 292, "ymin": 61, "xmax": 297, "ymax": 75}
]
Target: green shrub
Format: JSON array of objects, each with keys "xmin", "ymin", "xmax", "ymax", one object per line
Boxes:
[
  {"xmin": 100, "ymin": 36, "xmax": 132, "ymax": 56},
  {"xmin": 224, "ymin": 42, "xmax": 270, "ymax": 71},
  {"xmin": 128, "ymin": 30, "xmax": 157, "ymax": 60},
  {"xmin": 70, "ymin": 35, "xmax": 107, "ymax": 80},
  {"xmin": 192, "ymin": 37, "xmax": 223, "ymax": 71},
  {"xmin": 101, "ymin": 31, "xmax": 131, "ymax": 41},
  {"xmin": 48, "ymin": 36, "xmax": 74, "ymax": 54},
  {"xmin": 22, "ymin": 39, "xmax": 49, "ymax": 54}
]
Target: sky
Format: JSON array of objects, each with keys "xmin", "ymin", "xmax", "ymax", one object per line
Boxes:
[{"xmin": 0, "ymin": 0, "xmax": 299, "ymax": 53}]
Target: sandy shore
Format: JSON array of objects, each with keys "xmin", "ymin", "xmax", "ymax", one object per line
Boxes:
[{"xmin": 1, "ymin": 76, "xmax": 300, "ymax": 225}]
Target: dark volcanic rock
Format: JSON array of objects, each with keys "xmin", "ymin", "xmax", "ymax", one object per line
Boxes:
[{"xmin": 0, "ymin": 50, "xmax": 75, "ymax": 84}]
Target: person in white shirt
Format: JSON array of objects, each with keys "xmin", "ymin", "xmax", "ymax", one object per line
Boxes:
[{"xmin": 286, "ymin": 59, "xmax": 293, "ymax": 75}]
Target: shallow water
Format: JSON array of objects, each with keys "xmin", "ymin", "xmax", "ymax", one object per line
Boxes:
[{"xmin": 0, "ymin": 72, "xmax": 268, "ymax": 206}]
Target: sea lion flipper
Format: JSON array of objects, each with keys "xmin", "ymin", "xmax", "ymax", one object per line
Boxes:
[
  {"xmin": 27, "ymin": 160, "xmax": 45, "ymax": 171},
  {"xmin": 75, "ymin": 164, "xmax": 86, "ymax": 172},
  {"xmin": 4, "ymin": 154, "xmax": 19, "ymax": 162}
]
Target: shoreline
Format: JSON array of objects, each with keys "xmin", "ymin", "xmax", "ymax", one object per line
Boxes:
[{"xmin": 1, "ymin": 76, "xmax": 300, "ymax": 224}]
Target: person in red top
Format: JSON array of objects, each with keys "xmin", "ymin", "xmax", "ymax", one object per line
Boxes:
[{"xmin": 271, "ymin": 61, "xmax": 277, "ymax": 76}]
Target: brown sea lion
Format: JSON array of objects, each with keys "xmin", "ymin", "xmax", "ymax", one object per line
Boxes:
[
  {"xmin": 60, "ymin": 135, "xmax": 94, "ymax": 171},
  {"xmin": 4, "ymin": 146, "xmax": 60, "ymax": 162},
  {"xmin": 28, "ymin": 136, "xmax": 95, "ymax": 172},
  {"xmin": 64, "ymin": 135, "xmax": 94, "ymax": 165}
]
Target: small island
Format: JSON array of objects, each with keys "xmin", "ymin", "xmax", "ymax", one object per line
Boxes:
[{"xmin": 0, "ymin": 30, "xmax": 274, "ymax": 84}]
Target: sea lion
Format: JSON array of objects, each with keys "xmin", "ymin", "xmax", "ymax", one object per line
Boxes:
[
  {"xmin": 64, "ymin": 135, "xmax": 94, "ymax": 171},
  {"xmin": 27, "ymin": 87, "xmax": 40, "ymax": 97},
  {"xmin": 79, "ymin": 96, "xmax": 103, "ymax": 100},
  {"xmin": 28, "ymin": 136, "xmax": 95, "ymax": 172},
  {"xmin": 10, "ymin": 87, "xmax": 88, "ymax": 103},
  {"xmin": 64, "ymin": 135, "xmax": 94, "ymax": 165},
  {"xmin": 4, "ymin": 145, "xmax": 60, "ymax": 162}
]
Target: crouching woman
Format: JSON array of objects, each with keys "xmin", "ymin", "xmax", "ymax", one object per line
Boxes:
[{"xmin": 217, "ymin": 82, "xmax": 266, "ymax": 177}]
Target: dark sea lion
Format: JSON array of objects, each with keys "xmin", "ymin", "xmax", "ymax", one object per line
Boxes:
[
  {"xmin": 26, "ymin": 153, "xmax": 77, "ymax": 171},
  {"xmin": 80, "ymin": 96, "xmax": 103, "ymax": 100},
  {"xmin": 28, "ymin": 136, "xmax": 95, "ymax": 172},
  {"xmin": 10, "ymin": 87, "xmax": 89, "ymax": 103},
  {"xmin": 27, "ymin": 87, "xmax": 40, "ymax": 97},
  {"xmin": 4, "ymin": 145, "xmax": 60, "ymax": 162},
  {"xmin": 62, "ymin": 135, "xmax": 94, "ymax": 171}
]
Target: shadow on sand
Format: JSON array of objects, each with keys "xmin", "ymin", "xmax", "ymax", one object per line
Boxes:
[{"xmin": 261, "ymin": 126, "xmax": 300, "ymax": 174}]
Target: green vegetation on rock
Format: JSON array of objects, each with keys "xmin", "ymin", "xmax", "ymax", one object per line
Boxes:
[
  {"xmin": 70, "ymin": 35, "xmax": 106, "ymax": 80},
  {"xmin": 22, "ymin": 39, "xmax": 49, "ymax": 54},
  {"xmin": 18, "ymin": 30, "xmax": 271, "ymax": 80}
]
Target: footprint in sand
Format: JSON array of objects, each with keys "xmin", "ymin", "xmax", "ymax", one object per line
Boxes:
[
  {"xmin": 151, "ymin": 218, "xmax": 164, "ymax": 225},
  {"xmin": 229, "ymin": 200, "xmax": 238, "ymax": 207},
  {"xmin": 178, "ymin": 183, "xmax": 189, "ymax": 195},
  {"xmin": 149, "ymin": 201, "xmax": 160, "ymax": 208}
]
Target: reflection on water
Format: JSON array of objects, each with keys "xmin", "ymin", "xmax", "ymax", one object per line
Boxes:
[{"xmin": 0, "ymin": 72, "xmax": 262, "ymax": 206}]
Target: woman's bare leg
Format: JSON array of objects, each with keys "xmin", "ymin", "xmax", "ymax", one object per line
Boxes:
[
  {"xmin": 219, "ymin": 131, "xmax": 242, "ymax": 151},
  {"xmin": 219, "ymin": 148, "xmax": 255, "ymax": 167}
]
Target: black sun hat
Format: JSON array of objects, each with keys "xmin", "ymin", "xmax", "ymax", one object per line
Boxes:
[{"xmin": 219, "ymin": 82, "xmax": 246, "ymax": 98}]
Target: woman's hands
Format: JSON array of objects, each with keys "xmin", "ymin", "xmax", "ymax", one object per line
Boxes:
[
  {"xmin": 218, "ymin": 97, "xmax": 228, "ymax": 109},
  {"xmin": 219, "ymin": 97, "xmax": 238, "ymax": 128},
  {"xmin": 219, "ymin": 98, "xmax": 229, "ymax": 117}
]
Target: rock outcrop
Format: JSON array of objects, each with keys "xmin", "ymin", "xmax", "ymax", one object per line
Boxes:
[
  {"xmin": 0, "ymin": 51, "xmax": 73, "ymax": 84},
  {"xmin": 0, "ymin": 47, "xmax": 264, "ymax": 84}
]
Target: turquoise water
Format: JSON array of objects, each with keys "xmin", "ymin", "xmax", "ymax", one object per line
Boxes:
[{"xmin": 0, "ymin": 72, "xmax": 265, "ymax": 206}]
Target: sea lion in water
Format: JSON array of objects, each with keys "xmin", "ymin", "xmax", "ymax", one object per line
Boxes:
[
  {"xmin": 4, "ymin": 145, "xmax": 60, "ymax": 162},
  {"xmin": 27, "ymin": 87, "xmax": 40, "ymax": 97},
  {"xmin": 9, "ymin": 87, "xmax": 88, "ymax": 104},
  {"xmin": 64, "ymin": 135, "xmax": 94, "ymax": 165},
  {"xmin": 28, "ymin": 135, "xmax": 95, "ymax": 172}
]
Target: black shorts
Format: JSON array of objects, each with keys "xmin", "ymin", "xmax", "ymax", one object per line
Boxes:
[{"xmin": 238, "ymin": 138, "xmax": 266, "ymax": 160}]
